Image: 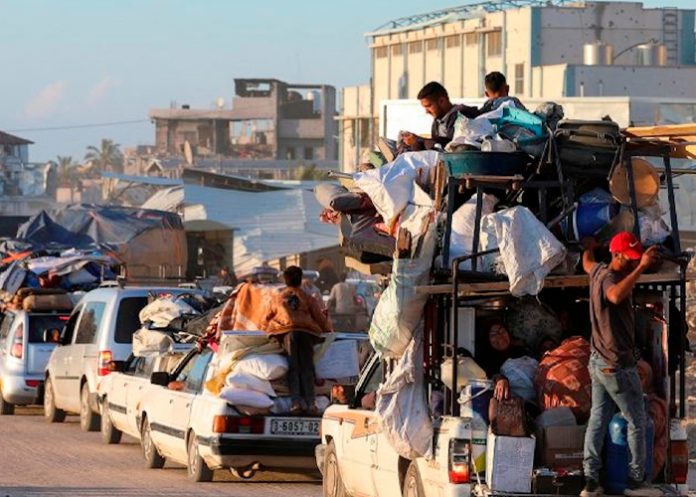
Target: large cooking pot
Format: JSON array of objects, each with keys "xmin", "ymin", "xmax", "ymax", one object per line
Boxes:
[{"xmin": 444, "ymin": 151, "xmax": 530, "ymax": 178}]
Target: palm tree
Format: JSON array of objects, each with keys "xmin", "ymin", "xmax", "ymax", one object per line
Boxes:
[
  {"xmin": 56, "ymin": 155, "xmax": 76, "ymax": 186},
  {"xmin": 84, "ymin": 139, "xmax": 123, "ymax": 173}
]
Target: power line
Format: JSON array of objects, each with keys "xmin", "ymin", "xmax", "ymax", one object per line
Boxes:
[{"xmin": 7, "ymin": 119, "xmax": 150, "ymax": 133}]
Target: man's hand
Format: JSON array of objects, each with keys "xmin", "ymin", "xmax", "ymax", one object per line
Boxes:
[
  {"xmin": 638, "ymin": 245, "xmax": 660, "ymax": 270},
  {"xmin": 493, "ymin": 378, "xmax": 510, "ymax": 401}
]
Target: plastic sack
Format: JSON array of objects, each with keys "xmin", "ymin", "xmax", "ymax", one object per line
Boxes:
[
  {"xmin": 225, "ymin": 371, "xmax": 276, "ymax": 397},
  {"xmin": 355, "ymin": 151, "xmax": 440, "ymax": 229},
  {"xmin": 440, "ymin": 356, "xmax": 487, "ymax": 390},
  {"xmin": 449, "ymin": 193, "xmax": 497, "ymax": 267},
  {"xmin": 500, "ymin": 356, "xmax": 539, "ymax": 403},
  {"xmin": 233, "ymin": 354, "xmax": 288, "ymax": 381},
  {"xmin": 139, "ymin": 297, "xmax": 198, "ymax": 328},
  {"xmin": 448, "ymin": 114, "xmax": 495, "ymax": 149},
  {"xmin": 369, "ymin": 223, "xmax": 436, "ymax": 358},
  {"xmin": 376, "ymin": 328, "xmax": 433, "ymax": 460},
  {"xmin": 480, "ymin": 206, "xmax": 566, "ymax": 296},
  {"xmin": 219, "ymin": 386, "xmax": 274, "ymax": 409},
  {"xmin": 638, "ymin": 204, "xmax": 670, "ymax": 245},
  {"xmin": 132, "ymin": 328, "xmax": 173, "ymax": 357}
]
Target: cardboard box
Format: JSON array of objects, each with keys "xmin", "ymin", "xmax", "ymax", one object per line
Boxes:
[
  {"xmin": 485, "ymin": 431, "xmax": 535, "ymax": 493},
  {"xmin": 536, "ymin": 425, "xmax": 586, "ymax": 470}
]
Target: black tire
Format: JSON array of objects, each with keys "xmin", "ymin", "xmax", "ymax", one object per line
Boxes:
[
  {"xmin": 0, "ymin": 387, "xmax": 15, "ymax": 415},
  {"xmin": 80, "ymin": 382, "xmax": 101, "ymax": 432},
  {"xmin": 187, "ymin": 432, "xmax": 213, "ymax": 482},
  {"xmin": 402, "ymin": 462, "xmax": 425, "ymax": 497},
  {"xmin": 323, "ymin": 442, "xmax": 348, "ymax": 497},
  {"xmin": 100, "ymin": 399, "xmax": 122, "ymax": 444},
  {"xmin": 141, "ymin": 417, "xmax": 165, "ymax": 469},
  {"xmin": 43, "ymin": 377, "xmax": 66, "ymax": 423}
]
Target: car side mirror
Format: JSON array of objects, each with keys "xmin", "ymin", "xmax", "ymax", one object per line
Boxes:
[
  {"xmin": 150, "ymin": 371, "xmax": 170, "ymax": 386},
  {"xmin": 43, "ymin": 328, "xmax": 61, "ymax": 344}
]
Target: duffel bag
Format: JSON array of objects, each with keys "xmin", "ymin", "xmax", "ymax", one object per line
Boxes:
[{"xmin": 554, "ymin": 119, "xmax": 620, "ymax": 177}]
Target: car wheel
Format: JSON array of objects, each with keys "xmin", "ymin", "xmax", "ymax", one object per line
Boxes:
[
  {"xmin": 79, "ymin": 382, "xmax": 100, "ymax": 432},
  {"xmin": 0, "ymin": 386, "xmax": 15, "ymax": 415},
  {"xmin": 141, "ymin": 417, "xmax": 165, "ymax": 469},
  {"xmin": 187, "ymin": 432, "xmax": 213, "ymax": 482},
  {"xmin": 100, "ymin": 399, "xmax": 122, "ymax": 444},
  {"xmin": 402, "ymin": 461, "xmax": 425, "ymax": 497},
  {"xmin": 44, "ymin": 377, "xmax": 66, "ymax": 423},
  {"xmin": 323, "ymin": 442, "xmax": 348, "ymax": 497}
]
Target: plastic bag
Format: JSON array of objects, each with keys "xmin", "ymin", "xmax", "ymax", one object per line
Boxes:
[
  {"xmin": 500, "ymin": 356, "xmax": 539, "ymax": 403},
  {"xmin": 638, "ymin": 204, "xmax": 670, "ymax": 245},
  {"xmin": 449, "ymin": 193, "xmax": 497, "ymax": 267},
  {"xmin": 225, "ymin": 371, "xmax": 276, "ymax": 397},
  {"xmin": 233, "ymin": 354, "xmax": 288, "ymax": 381},
  {"xmin": 139, "ymin": 297, "xmax": 198, "ymax": 328},
  {"xmin": 440, "ymin": 356, "xmax": 487, "ymax": 390}
]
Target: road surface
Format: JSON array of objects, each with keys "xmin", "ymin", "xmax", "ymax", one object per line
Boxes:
[{"xmin": 0, "ymin": 407, "xmax": 322, "ymax": 497}]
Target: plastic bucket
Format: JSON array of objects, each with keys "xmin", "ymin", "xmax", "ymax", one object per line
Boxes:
[
  {"xmin": 566, "ymin": 202, "xmax": 619, "ymax": 241},
  {"xmin": 459, "ymin": 379, "xmax": 493, "ymax": 424}
]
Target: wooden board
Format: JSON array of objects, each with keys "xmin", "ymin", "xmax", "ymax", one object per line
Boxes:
[{"xmin": 623, "ymin": 124, "xmax": 696, "ymax": 159}]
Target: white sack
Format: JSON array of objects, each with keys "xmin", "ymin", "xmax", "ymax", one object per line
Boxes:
[
  {"xmin": 376, "ymin": 328, "xmax": 433, "ymax": 460},
  {"xmin": 233, "ymin": 354, "xmax": 288, "ymax": 381},
  {"xmin": 449, "ymin": 193, "xmax": 497, "ymax": 267},
  {"xmin": 132, "ymin": 328, "xmax": 173, "ymax": 357},
  {"xmin": 447, "ymin": 113, "xmax": 495, "ymax": 150},
  {"xmin": 480, "ymin": 206, "xmax": 566, "ymax": 296},
  {"xmin": 225, "ymin": 371, "xmax": 276, "ymax": 397},
  {"xmin": 355, "ymin": 150, "xmax": 440, "ymax": 228},
  {"xmin": 139, "ymin": 298, "xmax": 198, "ymax": 328},
  {"xmin": 369, "ymin": 223, "xmax": 436, "ymax": 358},
  {"xmin": 219, "ymin": 387, "xmax": 274, "ymax": 409},
  {"xmin": 398, "ymin": 184, "xmax": 435, "ymax": 258},
  {"xmin": 500, "ymin": 356, "xmax": 539, "ymax": 403}
]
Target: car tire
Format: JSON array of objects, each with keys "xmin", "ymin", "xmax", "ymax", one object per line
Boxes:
[
  {"xmin": 141, "ymin": 417, "xmax": 165, "ymax": 469},
  {"xmin": 79, "ymin": 382, "xmax": 100, "ymax": 432},
  {"xmin": 402, "ymin": 461, "xmax": 425, "ymax": 497},
  {"xmin": 100, "ymin": 399, "xmax": 122, "ymax": 444},
  {"xmin": 323, "ymin": 441, "xmax": 348, "ymax": 497},
  {"xmin": 187, "ymin": 432, "xmax": 213, "ymax": 482},
  {"xmin": 0, "ymin": 386, "xmax": 15, "ymax": 415},
  {"xmin": 44, "ymin": 377, "xmax": 66, "ymax": 423}
]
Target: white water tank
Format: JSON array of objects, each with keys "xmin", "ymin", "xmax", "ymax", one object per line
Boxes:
[
  {"xmin": 635, "ymin": 43, "xmax": 667, "ymax": 66},
  {"xmin": 307, "ymin": 90, "xmax": 322, "ymax": 113},
  {"xmin": 583, "ymin": 42, "xmax": 614, "ymax": 65}
]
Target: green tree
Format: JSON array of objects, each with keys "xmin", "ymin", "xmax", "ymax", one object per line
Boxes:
[
  {"xmin": 84, "ymin": 139, "xmax": 123, "ymax": 173},
  {"xmin": 55, "ymin": 155, "xmax": 77, "ymax": 186},
  {"xmin": 291, "ymin": 164, "xmax": 329, "ymax": 181}
]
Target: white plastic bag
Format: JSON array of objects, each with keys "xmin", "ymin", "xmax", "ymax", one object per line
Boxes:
[
  {"xmin": 233, "ymin": 354, "xmax": 288, "ymax": 381},
  {"xmin": 480, "ymin": 206, "xmax": 566, "ymax": 296},
  {"xmin": 225, "ymin": 372, "xmax": 276, "ymax": 397},
  {"xmin": 449, "ymin": 193, "xmax": 497, "ymax": 267},
  {"xmin": 638, "ymin": 204, "xmax": 670, "ymax": 245},
  {"xmin": 448, "ymin": 113, "xmax": 495, "ymax": 149},
  {"xmin": 132, "ymin": 328, "xmax": 173, "ymax": 357},
  {"xmin": 369, "ymin": 223, "xmax": 436, "ymax": 358},
  {"xmin": 219, "ymin": 387, "xmax": 274, "ymax": 409},
  {"xmin": 500, "ymin": 356, "xmax": 539, "ymax": 403},
  {"xmin": 138, "ymin": 297, "xmax": 197, "ymax": 328},
  {"xmin": 376, "ymin": 328, "xmax": 433, "ymax": 460}
]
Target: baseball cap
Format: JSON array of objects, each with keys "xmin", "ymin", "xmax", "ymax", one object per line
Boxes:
[{"xmin": 609, "ymin": 231, "xmax": 643, "ymax": 260}]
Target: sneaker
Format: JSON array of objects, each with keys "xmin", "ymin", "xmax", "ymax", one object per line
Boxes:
[
  {"xmin": 580, "ymin": 479, "xmax": 603, "ymax": 497},
  {"xmin": 623, "ymin": 479, "xmax": 663, "ymax": 497}
]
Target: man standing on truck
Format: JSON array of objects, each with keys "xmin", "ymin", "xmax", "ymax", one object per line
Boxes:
[
  {"xmin": 581, "ymin": 232, "xmax": 661, "ymax": 497},
  {"xmin": 400, "ymin": 81, "xmax": 478, "ymax": 151},
  {"xmin": 260, "ymin": 266, "xmax": 332, "ymax": 415}
]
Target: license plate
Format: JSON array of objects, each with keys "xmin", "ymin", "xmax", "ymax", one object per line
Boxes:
[{"xmin": 269, "ymin": 417, "xmax": 320, "ymax": 436}]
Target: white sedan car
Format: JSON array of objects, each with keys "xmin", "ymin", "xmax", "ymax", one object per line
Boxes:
[
  {"xmin": 138, "ymin": 347, "xmax": 321, "ymax": 482},
  {"xmin": 97, "ymin": 346, "xmax": 193, "ymax": 444}
]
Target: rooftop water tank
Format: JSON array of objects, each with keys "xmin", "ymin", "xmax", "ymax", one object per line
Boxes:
[
  {"xmin": 635, "ymin": 43, "xmax": 667, "ymax": 66},
  {"xmin": 584, "ymin": 42, "xmax": 614, "ymax": 65}
]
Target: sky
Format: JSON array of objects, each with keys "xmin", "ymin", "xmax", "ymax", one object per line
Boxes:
[{"xmin": 1, "ymin": 0, "xmax": 694, "ymax": 162}]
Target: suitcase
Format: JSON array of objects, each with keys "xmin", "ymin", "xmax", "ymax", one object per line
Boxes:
[{"xmin": 554, "ymin": 119, "xmax": 621, "ymax": 177}]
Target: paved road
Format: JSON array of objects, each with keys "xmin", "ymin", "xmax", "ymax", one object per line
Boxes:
[{"xmin": 0, "ymin": 407, "xmax": 322, "ymax": 497}]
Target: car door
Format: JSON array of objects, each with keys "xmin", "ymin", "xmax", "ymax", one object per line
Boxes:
[
  {"xmin": 0, "ymin": 313, "xmax": 16, "ymax": 376},
  {"xmin": 338, "ymin": 358, "xmax": 383, "ymax": 497},
  {"xmin": 107, "ymin": 357, "xmax": 139, "ymax": 434},
  {"xmin": 51, "ymin": 305, "xmax": 81, "ymax": 405},
  {"xmin": 64, "ymin": 301, "xmax": 107, "ymax": 413},
  {"xmin": 123, "ymin": 356, "xmax": 155, "ymax": 438},
  {"xmin": 25, "ymin": 314, "xmax": 69, "ymax": 376}
]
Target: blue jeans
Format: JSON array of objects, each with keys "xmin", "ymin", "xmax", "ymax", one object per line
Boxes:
[{"xmin": 583, "ymin": 353, "xmax": 646, "ymax": 483}]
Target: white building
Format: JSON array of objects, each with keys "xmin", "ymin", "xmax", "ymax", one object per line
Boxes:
[{"xmin": 340, "ymin": 0, "xmax": 696, "ymax": 171}]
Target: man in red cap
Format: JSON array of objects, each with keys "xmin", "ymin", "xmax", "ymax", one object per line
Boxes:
[{"xmin": 580, "ymin": 232, "xmax": 660, "ymax": 497}]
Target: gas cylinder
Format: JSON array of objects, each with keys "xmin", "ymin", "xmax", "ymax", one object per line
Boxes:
[{"xmin": 604, "ymin": 411, "xmax": 654, "ymax": 494}]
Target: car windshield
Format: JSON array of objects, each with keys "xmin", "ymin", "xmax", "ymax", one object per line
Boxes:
[{"xmin": 28, "ymin": 314, "xmax": 71, "ymax": 343}]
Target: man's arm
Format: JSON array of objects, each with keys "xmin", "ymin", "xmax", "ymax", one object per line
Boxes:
[
  {"xmin": 605, "ymin": 246, "xmax": 659, "ymax": 305},
  {"xmin": 582, "ymin": 237, "xmax": 599, "ymax": 274}
]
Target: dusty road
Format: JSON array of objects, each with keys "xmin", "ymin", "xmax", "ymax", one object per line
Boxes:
[{"xmin": 0, "ymin": 407, "xmax": 322, "ymax": 497}]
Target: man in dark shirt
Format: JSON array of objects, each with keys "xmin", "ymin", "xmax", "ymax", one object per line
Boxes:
[
  {"xmin": 401, "ymin": 82, "xmax": 478, "ymax": 150},
  {"xmin": 581, "ymin": 232, "xmax": 660, "ymax": 497},
  {"xmin": 478, "ymin": 71, "xmax": 527, "ymax": 115}
]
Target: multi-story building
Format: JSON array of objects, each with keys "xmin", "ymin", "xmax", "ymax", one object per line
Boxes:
[{"xmin": 340, "ymin": 0, "xmax": 696, "ymax": 171}]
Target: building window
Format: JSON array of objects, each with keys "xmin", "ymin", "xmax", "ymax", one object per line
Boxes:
[
  {"xmin": 464, "ymin": 32, "xmax": 477, "ymax": 46},
  {"xmin": 409, "ymin": 41, "xmax": 422, "ymax": 54},
  {"xmin": 515, "ymin": 63, "xmax": 524, "ymax": 95},
  {"xmin": 426, "ymin": 38, "xmax": 441, "ymax": 51},
  {"xmin": 486, "ymin": 31, "xmax": 502, "ymax": 57},
  {"xmin": 391, "ymin": 44, "xmax": 403, "ymax": 56},
  {"xmin": 446, "ymin": 35, "xmax": 461, "ymax": 48},
  {"xmin": 374, "ymin": 46, "xmax": 388, "ymax": 59},
  {"xmin": 303, "ymin": 147, "xmax": 314, "ymax": 160},
  {"xmin": 286, "ymin": 147, "xmax": 296, "ymax": 160}
]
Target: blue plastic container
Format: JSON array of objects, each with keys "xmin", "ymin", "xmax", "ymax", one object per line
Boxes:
[
  {"xmin": 604, "ymin": 412, "xmax": 654, "ymax": 494},
  {"xmin": 459, "ymin": 379, "xmax": 493, "ymax": 424}
]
